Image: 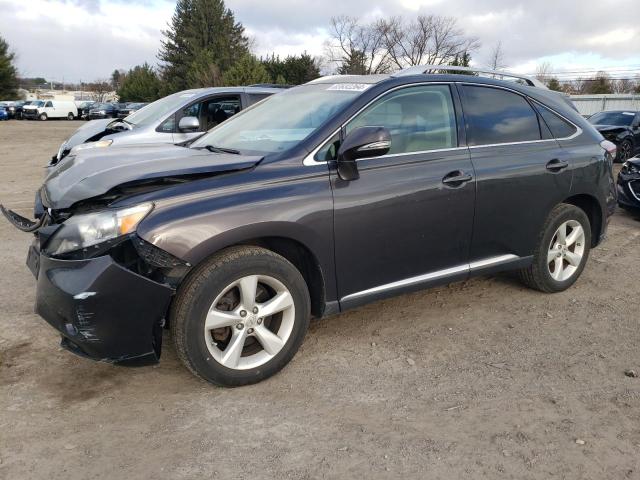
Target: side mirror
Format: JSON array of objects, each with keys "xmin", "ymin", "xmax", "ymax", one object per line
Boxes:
[
  {"xmin": 336, "ymin": 126, "xmax": 391, "ymax": 181},
  {"xmin": 178, "ymin": 116, "xmax": 200, "ymax": 132}
]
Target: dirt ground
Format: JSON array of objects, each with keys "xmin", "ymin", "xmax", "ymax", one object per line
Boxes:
[{"xmin": 0, "ymin": 120, "xmax": 639, "ymax": 480}]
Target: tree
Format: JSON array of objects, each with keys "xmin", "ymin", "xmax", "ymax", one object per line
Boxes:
[
  {"xmin": 535, "ymin": 62, "xmax": 553, "ymax": 83},
  {"xmin": 261, "ymin": 53, "xmax": 321, "ymax": 85},
  {"xmin": 84, "ymin": 80, "xmax": 112, "ymax": 102},
  {"xmin": 117, "ymin": 63, "xmax": 162, "ymax": 102},
  {"xmin": 222, "ymin": 54, "xmax": 270, "ymax": 86},
  {"xmin": 0, "ymin": 35, "xmax": 19, "ymax": 98},
  {"xmin": 488, "ymin": 41, "xmax": 506, "ymax": 70},
  {"xmin": 378, "ymin": 15, "xmax": 479, "ymax": 70},
  {"xmin": 582, "ymin": 72, "xmax": 613, "ymax": 94},
  {"xmin": 159, "ymin": 0, "xmax": 249, "ymax": 92},
  {"xmin": 547, "ymin": 78, "xmax": 562, "ymax": 92},
  {"xmin": 110, "ymin": 69, "xmax": 127, "ymax": 89},
  {"xmin": 446, "ymin": 51, "xmax": 474, "ymax": 75},
  {"xmin": 325, "ymin": 16, "xmax": 391, "ymax": 74}
]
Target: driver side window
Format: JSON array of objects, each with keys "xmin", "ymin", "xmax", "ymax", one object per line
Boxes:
[{"xmin": 345, "ymin": 85, "xmax": 458, "ymax": 156}]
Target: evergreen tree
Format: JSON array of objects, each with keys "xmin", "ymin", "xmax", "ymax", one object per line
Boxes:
[
  {"xmin": 547, "ymin": 77, "xmax": 562, "ymax": 92},
  {"xmin": 0, "ymin": 35, "xmax": 19, "ymax": 98},
  {"xmin": 261, "ymin": 53, "xmax": 320, "ymax": 85},
  {"xmin": 222, "ymin": 54, "xmax": 270, "ymax": 86},
  {"xmin": 337, "ymin": 50, "xmax": 367, "ymax": 75},
  {"xmin": 158, "ymin": 0, "xmax": 249, "ymax": 93},
  {"xmin": 117, "ymin": 63, "xmax": 162, "ymax": 102},
  {"xmin": 447, "ymin": 52, "xmax": 474, "ymax": 75}
]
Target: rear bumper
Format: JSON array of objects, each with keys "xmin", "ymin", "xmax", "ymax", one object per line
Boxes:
[{"xmin": 32, "ymin": 244, "xmax": 173, "ymax": 366}]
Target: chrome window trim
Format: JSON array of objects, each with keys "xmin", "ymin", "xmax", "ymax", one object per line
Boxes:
[
  {"xmin": 303, "ymin": 82, "xmax": 584, "ymax": 166},
  {"xmin": 629, "ymin": 180, "xmax": 640, "ymax": 201},
  {"xmin": 341, "ymin": 254, "xmax": 519, "ymax": 302}
]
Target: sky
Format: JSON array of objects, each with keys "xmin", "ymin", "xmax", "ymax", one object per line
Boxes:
[{"xmin": 1, "ymin": 0, "xmax": 639, "ymax": 84}]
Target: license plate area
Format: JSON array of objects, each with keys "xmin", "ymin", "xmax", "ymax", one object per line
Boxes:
[{"xmin": 26, "ymin": 243, "xmax": 40, "ymax": 278}]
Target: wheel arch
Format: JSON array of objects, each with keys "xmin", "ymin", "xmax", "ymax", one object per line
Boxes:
[
  {"xmin": 562, "ymin": 194, "xmax": 603, "ymax": 247},
  {"xmin": 164, "ymin": 223, "xmax": 332, "ymax": 319}
]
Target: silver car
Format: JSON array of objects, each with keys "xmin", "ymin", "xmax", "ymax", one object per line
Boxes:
[{"xmin": 52, "ymin": 86, "xmax": 282, "ymax": 164}]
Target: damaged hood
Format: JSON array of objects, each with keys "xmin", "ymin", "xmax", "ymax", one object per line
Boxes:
[
  {"xmin": 63, "ymin": 118, "xmax": 123, "ymax": 151},
  {"xmin": 43, "ymin": 144, "xmax": 262, "ymax": 209}
]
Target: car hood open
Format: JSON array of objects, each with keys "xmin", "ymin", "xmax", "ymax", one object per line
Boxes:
[{"xmin": 43, "ymin": 144, "xmax": 262, "ymax": 209}]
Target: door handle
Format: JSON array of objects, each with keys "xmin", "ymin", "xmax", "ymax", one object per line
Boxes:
[
  {"xmin": 546, "ymin": 159, "xmax": 569, "ymax": 172},
  {"xmin": 442, "ymin": 170, "xmax": 473, "ymax": 186}
]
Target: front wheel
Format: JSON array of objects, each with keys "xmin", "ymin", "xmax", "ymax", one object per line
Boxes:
[
  {"xmin": 617, "ymin": 139, "xmax": 633, "ymax": 163},
  {"xmin": 171, "ymin": 246, "xmax": 311, "ymax": 386},
  {"xmin": 518, "ymin": 204, "xmax": 591, "ymax": 293},
  {"xmin": 39, "ymin": 113, "xmax": 47, "ymax": 121}
]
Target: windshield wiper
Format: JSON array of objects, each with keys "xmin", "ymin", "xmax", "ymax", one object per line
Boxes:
[{"xmin": 203, "ymin": 145, "xmax": 241, "ymax": 155}]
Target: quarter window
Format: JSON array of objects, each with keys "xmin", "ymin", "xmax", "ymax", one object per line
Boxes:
[
  {"xmin": 345, "ymin": 85, "xmax": 458, "ymax": 155},
  {"xmin": 461, "ymin": 86, "xmax": 541, "ymax": 146},
  {"xmin": 534, "ymin": 102, "xmax": 577, "ymax": 139}
]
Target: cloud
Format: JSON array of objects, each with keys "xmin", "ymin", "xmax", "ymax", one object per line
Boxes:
[{"xmin": 0, "ymin": 0, "xmax": 639, "ymax": 83}]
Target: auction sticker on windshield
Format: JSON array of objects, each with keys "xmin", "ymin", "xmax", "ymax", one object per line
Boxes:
[{"xmin": 327, "ymin": 84, "xmax": 371, "ymax": 92}]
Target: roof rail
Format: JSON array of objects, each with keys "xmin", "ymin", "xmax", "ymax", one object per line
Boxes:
[{"xmin": 392, "ymin": 65, "xmax": 548, "ymax": 89}]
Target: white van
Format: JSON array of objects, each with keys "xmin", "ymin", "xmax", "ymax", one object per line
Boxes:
[{"xmin": 22, "ymin": 100, "xmax": 78, "ymax": 121}]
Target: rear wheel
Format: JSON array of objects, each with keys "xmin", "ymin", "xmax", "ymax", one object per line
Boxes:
[
  {"xmin": 171, "ymin": 246, "xmax": 310, "ymax": 386},
  {"xmin": 39, "ymin": 113, "xmax": 47, "ymax": 121},
  {"xmin": 67, "ymin": 112, "xmax": 74, "ymax": 120},
  {"xmin": 518, "ymin": 204, "xmax": 591, "ymax": 293}
]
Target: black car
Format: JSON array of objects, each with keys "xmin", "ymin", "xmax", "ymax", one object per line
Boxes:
[
  {"xmin": 87, "ymin": 102, "xmax": 120, "ymax": 120},
  {"xmin": 117, "ymin": 102, "xmax": 147, "ymax": 118},
  {"xmin": 1, "ymin": 67, "xmax": 616, "ymax": 387},
  {"xmin": 76, "ymin": 101, "xmax": 96, "ymax": 119},
  {"xmin": 588, "ymin": 110, "xmax": 640, "ymax": 162},
  {"xmin": 617, "ymin": 156, "xmax": 640, "ymax": 210}
]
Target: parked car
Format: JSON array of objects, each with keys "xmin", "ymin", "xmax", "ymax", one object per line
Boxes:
[
  {"xmin": 22, "ymin": 100, "xmax": 78, "ymax": 121},
  {"xmin": 13, "ymin": 100, "xmax": 33, "ymax": 120},
  {"xmin": 86, "ymin": 102, "xmax": 121, "ymax": 120},
  {"xmin": 617, "ymin": 156, "xmax": 640, "ymax": 211},
  {"xmin": 1, "ymin": 66, "xmax": 616, "ymax": 387},
  {"xmin": 0, "ymin": 106, "xmax": 8, "ymax": 121},
  {"xmin": 588, "ymin": 110, "xmax": 640, "ymax": 162},
  {"xmin": 117, "ymin": 102, "xmax": 147, "ymax": 118},
  {"xmin": 51, "ymin": 86, "xmax": 280, "ymax": 163},
  {"xmin": 0, "ymin": 101, "xmax": 20, "ymax": 119},
  {"xmin": 76, "ymin": 101, "xmax": 96, "ymax": 119}
]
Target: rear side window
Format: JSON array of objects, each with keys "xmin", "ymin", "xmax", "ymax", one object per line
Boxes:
[
  {"xmin": 461, "ymin": 86, "xmax": 540, "ymax": 145},
  {"xmin": 247, "ymin": 93, "xmax": 272, "ymax": 106},
  {"xmin": 534, "ymin": 102, "xmax": 578, "ymax": 139}
]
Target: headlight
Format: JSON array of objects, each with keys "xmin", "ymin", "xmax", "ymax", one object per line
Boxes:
[
  {"xmin": 622, "ymin": 162, "xmax": 640, "ymax": 175},
  {"xmin": 99, "ymin": 110, "xmax": 106, "ymax": 114},
  {"xmin": 46, "ymin": 203, "xmax": 153, "ymax": 256},
  {"xmin": 71, "ymin": 139, "xmax": 113, "ymax": 153}
]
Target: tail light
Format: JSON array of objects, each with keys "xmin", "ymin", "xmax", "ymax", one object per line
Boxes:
[{"xmin": 600, "ymin": 140, "xmax": 617, "ymax": 159}]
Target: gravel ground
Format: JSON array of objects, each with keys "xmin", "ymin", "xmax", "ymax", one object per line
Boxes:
[{"xmin": 1, "ymin": 120, "xmax": 639, "ymax": 480}]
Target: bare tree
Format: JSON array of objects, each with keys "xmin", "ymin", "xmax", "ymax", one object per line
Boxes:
[
  {"xmin": 378, "ymin": 15, "xmax": 479, "ymax": 69},
  {"xmin": 325, "ymin": 16, "xmax": 391, "ymax": 75},
  {"xmin": 487, "ymin": 41, "xmax": 506, "ymax": 70},
  {"xmin": 535, "ymin": 62, "xmax": 553, "ymax": 83},
  {"xmin": 85, "ymin": 80, "xmax": 113, "ymax": 102}
]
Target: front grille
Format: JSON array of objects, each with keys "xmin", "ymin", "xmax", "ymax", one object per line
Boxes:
[{"xmin": 133, "ymin": 237, "xmax": 187, "ymax": 268}]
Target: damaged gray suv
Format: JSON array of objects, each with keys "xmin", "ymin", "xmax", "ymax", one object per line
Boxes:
[{"xmin": 2, "ymin": 66, "xmax": 616, "ymax": 386}]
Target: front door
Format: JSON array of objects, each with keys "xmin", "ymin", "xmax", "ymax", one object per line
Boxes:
[{"xmin": 330, "ymin": 84, "xmax": 476, "ymax": 309}]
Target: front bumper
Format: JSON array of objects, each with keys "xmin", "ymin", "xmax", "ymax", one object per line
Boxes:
[
  {"xmin": 31, "ymin": 242, "xmax": 173, "ymax": 365},
  {"xmin": 617, "ymin": 173, "xmax": 640, "ymax": 209}
]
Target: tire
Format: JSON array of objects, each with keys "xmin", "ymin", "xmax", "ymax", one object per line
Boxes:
[
  {"xmin": 617, "ymin": 139, "xmax": 633, "ymax": 163},
  {"xmin": 67, "ymin": 112, "xmax": 74, "ymax": 120},
  {"xmin": 170, "ymin": 245, "xmax": 311, "ymax": 387},
  {"xmin": 39, "ymin": 113, "xmax": 47, "ymax": 121},
  {"xmin": 518, "ymin": 204, "xmax": 591, "ymax": 293}
]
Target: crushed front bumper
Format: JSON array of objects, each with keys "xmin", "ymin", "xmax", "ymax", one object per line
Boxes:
[
  {"xmin": 31, "ymin": 242, "xmax": 173, "ymax": 366},
  {"xmin": 617, "ymin": 173, "xmax": 640, "ymax": 209}
]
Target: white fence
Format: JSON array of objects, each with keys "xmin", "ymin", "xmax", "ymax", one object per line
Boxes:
[{"xmin": 570, "ymin": 94, "xmax": 640, "ymax": 116}]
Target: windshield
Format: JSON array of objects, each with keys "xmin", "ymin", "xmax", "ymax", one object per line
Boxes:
[
  {"xmin": 191, "ymin": 83, "xmax": 369, "ymax": 155},
  {"xmin": 125, "ymin": 91, "xmax": 197, "ymax": 126},
  {"xmin": 30, "ymin": 101, "xmax": 45, "ymax": 107},
  {"xmin": 94, "ymin": 103, "xmax": 112, "ymax": 110},
  {"xmin": 589, "ymin": 111, "xmax": 636, "ymax": 126}
]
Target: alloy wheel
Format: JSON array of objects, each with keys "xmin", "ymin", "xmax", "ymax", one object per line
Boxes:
[
  {"xmin": 203, "ymin": 274, "xmax": 295, "ymax": 370},
  {"xmin": 547, "ymin": 220, "xmax": 585, "ymax": 282}
]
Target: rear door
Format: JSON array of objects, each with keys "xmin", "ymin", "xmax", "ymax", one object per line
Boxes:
[
  {"xmin": 458, "ymin": 84, "xmax": 573, "ymax": 263},
  {"xmin": 331, "ymin": 83, "xmax": 476, "ymax": 308}
]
